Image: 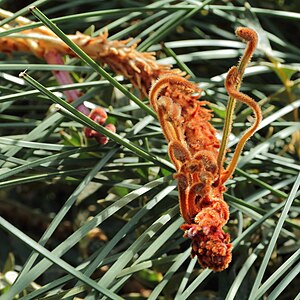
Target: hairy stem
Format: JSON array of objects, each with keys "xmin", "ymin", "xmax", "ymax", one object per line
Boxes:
[
  {"xmin": 220, "ymin": 66, "xmax": 262, "ymax": 184},
  {"xmin": 217, "ymin": 27, "xmax": 258, "ymax": 182}
]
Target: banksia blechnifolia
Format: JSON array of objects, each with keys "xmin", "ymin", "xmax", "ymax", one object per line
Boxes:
[
  {"xmin": 149, "ymin": 27, "xmax": 261, "ymax": 271},
  {"xmin": 0, "ymin": 8, "xmax": 262, "ymax": 270}
]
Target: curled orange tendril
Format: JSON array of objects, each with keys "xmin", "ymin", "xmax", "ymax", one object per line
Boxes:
[
  {"xmin": 149, "ymin": 27, "xmax": 261, "ymax": 271},
  {"xmin": 217, "ymin": 27, "xmax": 259, "ymax": 184}
]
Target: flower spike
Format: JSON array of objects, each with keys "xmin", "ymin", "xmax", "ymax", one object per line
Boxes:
[{"xmin": 149, "ymin": 27, "xmax": 261, "ymax": 272}]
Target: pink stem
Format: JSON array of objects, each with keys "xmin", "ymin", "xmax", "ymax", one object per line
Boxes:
[
  {"xmin": 43, "ymin": 49, "xmax": 116, "ymax": 145},
  {"xmin": 44, "ymin": 50, "xmax": 90, "ymax": 116}
]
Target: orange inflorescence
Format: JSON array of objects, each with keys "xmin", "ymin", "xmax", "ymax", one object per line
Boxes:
[
  {"xmin": 149, "ymin": 28, "xmax": 261, "ymax": 272},
  {"xmin": 0, "ymin": 9, "xmax": 261, "ymax": 271},
  {"xmin": 0, "ymin": 8, "xmax": 184, "ymax": 98},
  {"xmin": 149, "ymin": 76, "xmax": 232, "ymax": 271}
]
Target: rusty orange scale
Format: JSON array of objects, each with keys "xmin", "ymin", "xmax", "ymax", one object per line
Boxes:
[
  {"xmin": 148, "ymin": 26, "xmax": 261, "ymax": 272},
  {"xmin": 0, "ymin": 10, "xmax": 260, "ymax": 271},
  {"xmin": 149, "ymin": 75, "xmax": 232, "ymax": 271}
]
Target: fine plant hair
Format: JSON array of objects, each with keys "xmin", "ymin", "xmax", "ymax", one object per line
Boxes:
[{"xmin": 0, "ymin": 2, "xmax": 299, "ymax": 300}]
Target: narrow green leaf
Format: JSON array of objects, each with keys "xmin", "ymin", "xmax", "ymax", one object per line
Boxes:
[
  {"xmin": 0, "ymin": 217, "xmax": 123, "ymax": 300},
  {"xmin": 29, "ymin": 6, "xmax": 157, "ymax": 118},
  {"xmin": 249, "ymin": 173, "xmax": 300, "ymax": 299}
]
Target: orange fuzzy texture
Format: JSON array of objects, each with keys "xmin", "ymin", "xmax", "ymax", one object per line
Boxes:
[
  {"xmin": 0, "ymin": 13, "xmax": 260, "ymax": 271},
  {"xmin": 0, "ymin": 12, "xmax": 184, "ymax": 97},
  {"xmin": 149, "ymin": 75, "xmax": 232, "ymax": 271},
  {"xmin": 221, "ymin": 66, "xmax": 262, "ymax": 184},
  {"xmin": 148, "ymin": 27, "xmax": 260, "ymax": 272}
]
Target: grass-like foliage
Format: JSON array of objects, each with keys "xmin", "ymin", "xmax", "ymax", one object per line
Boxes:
[{"xmin": 0, "ymin": 1, "xmax": 299, "ymax": 299}]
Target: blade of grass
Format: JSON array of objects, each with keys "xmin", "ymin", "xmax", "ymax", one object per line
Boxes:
[
  {"xmin": 258, "ymin": 153, "xmax": 300, "ymax": 171},
  {"xmin": 20, "ymin": 71, "xmax": 174, "ymax": 171},
  {"xmin": 97, "ymin": 195, "xmax": 178, "ymax": 289},
  {"xmin": 228, "ymin": 191, "xmax": 300, "ymax": 234},
  {"xmin": 0, "ymin": 6, "xmax": 192, "ymax": 38},
  {"xmin": 0, "ymin": 136, "xmax": 75, "ymax": 151},
  {"xmin": 157, "ymin": 49, "xmax": 241, "ymax": 65},
  {"xmin": 0, "ymin": 64, "xmax": 90, "ymax": 72},
  {"xmin": 0, "ymin": 0, "xmax": 48, "ymax": 27},
  {"xmin": 179, "ymin": 268, "xmax": 212, "ymax": 299},
  {"xmin": 248, "ymin": 173, "xmax": 300, "ymax": 299},
  {"xmin": 162, "ymin": 44, "xmax": 195, "ymax": 77},
  {"xmin": 267, "ymin": 261, "xmax": 300, "ymax": 299},
  {"xmin": 14, "ymin": 104, "xmax": 169, "ymax": 295},
  {"xmin": 228, "ymin": 99, "xmax": 300, "ymax": 150},
  {"xmin": 255, "ymin": 248, "xmax": 300, "ymax": 299},
  {"xmin": 148, "ymin": 249, "xmax": 192, "ymax": 300},
  {"xmin": 0, "ymin": 147, "xmax": 94, "ymax": 180},
  {"xmin": 0, "ymin": 85, "xmax": 106, "ymax": 164},
  {"xmin": 0, "ymin": 77, "xmax": 124, "ymax": 103},
  {"xmin": 79, "ymin": 180, "xmax": 175, "ymax": 279},
  {"xmin": 138, "ymin": 0, "xmax": 214, "ymax": 51},
  {"xmin": 21, "ymin": 177, "xmax": 174, "ymax": 300},
  {"xmin": 29, "ymin": 6, "xmax": 156, "ymax": 118},
  {"xmin": 208, "ymin": 5, "xmax": 300, "ymax": 20},
  {"xmin": 109, "ymin": 9, "xmax": 167, "ymax": 41},
  {"xmin": 0, "ymin": 5, "xmax": 298, "ymax": 39},
  {"xmin": 16, "ymin": 148, "xmax": 117, "ymax": 275},
  {"xmin": 100, "ymin": 215, "xmax": 183, "ymax": 298},
  {"xmin": 174, "ymin": 254, "xmax": 198, "ymax": 299},
  {"xmin": 236, "ymin": 124, "xmax": 300, "ymax": 168},
  {"xmin": 225, "ymin": 243, "xmax": 266, "ymax": 300},
  {"xmin": 0, "ymin": 113, "xmax": 63, "ymax": 167},
  {"xmin": 5, "ymin": 176, "xmax": 168, "ymax": 299},
  {"xmin": 0, "ymin": 169, "xmax": 92, "ymax": 189},
  {"xmin": 0, "ymin": 216, "xmax": 123, "ymax": 300},
  {"xmin": 105, "ymin": 0, "xmax": 173, "ymax": 39}
]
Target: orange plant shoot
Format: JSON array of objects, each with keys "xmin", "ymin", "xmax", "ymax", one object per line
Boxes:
[
  {"xmin": 0, "ymin": 8, "xmax": 261, "ymax": 271},
  {"xmin": 149, "ymin": 27, "xmax": 261, "ymax": 271}
]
